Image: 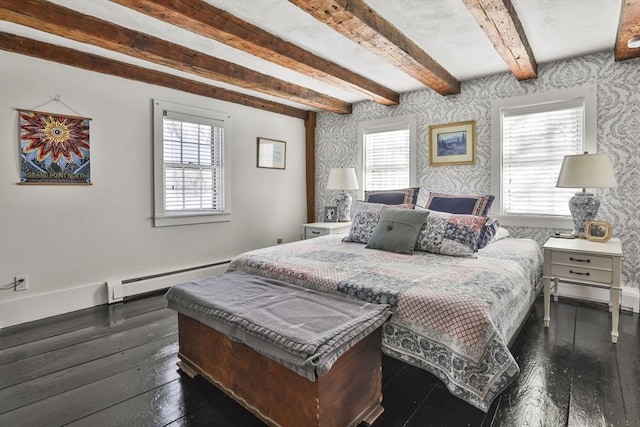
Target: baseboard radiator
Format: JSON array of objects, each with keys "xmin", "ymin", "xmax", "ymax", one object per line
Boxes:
[{"xmin": 107, "ymin": 261, "xmax": 230, "ymax": 303}]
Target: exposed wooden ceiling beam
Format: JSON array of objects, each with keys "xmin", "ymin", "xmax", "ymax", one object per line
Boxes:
[
  {"xmin": 0, "ymin": 0, "xmax": 351, "ymax": 114},
  {"xmin": 109, "ymin": 0, "xmax": 399, "ymax": 106},
  {"xmin": 615, "ymin": 0, "xmax": 640, "ymax": 61},
  {"xmin": 288, "ymin": 0, "xmax": 460, "ymax": 96},
  {"xmin": 461, "ymin": 0, "xmax": 537, "ymax": 80},
  {"xmin": 0, "ymin": 32, "xmax": 309, "ymax": 120}
]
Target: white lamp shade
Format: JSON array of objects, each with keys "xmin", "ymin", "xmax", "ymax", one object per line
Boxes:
[
  {"xmin": 556, "ymin": 153, "xmax": 617, "ymax": 189},
  {"xmin": 326, "ymin": 167, "xmax": 359, "ymax": 190}
]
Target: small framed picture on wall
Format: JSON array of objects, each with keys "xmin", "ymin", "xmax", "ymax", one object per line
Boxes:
[
  {"xmin": 324, "ymin": 206, "xmax": 337, "ymax": 222},
  {"xmin": 257, "ymin": 137, "xmax": 286, "ymax": 169}
]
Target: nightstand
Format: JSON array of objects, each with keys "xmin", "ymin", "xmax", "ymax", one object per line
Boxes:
[
  {"xmin": 302, "ymin": 222, "xmax": 351, "ymax": 240},
  {"xmin": 542, "ymin": 237, "xmax": 623, "ymax": 343}
]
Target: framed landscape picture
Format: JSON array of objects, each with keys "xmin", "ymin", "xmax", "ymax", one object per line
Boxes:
[{"xmin": 428, "ymin": 120, "xmax": 476, "ymax": 166}]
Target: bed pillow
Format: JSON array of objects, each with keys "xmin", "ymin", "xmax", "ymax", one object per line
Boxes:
[
  {"xmin": 423, "ymin": 192, "xmax": 495, "ymax": 216},
  {"xmin": 344, "ymin": 201, "xmax": 414, "ymax": 244},
  {"xmin": 414, "ymin": 209, "xmax": 488, "ymax": 256},
  {"xmin": 477, "ymin": 218, "xmax": 500, "ymax": 249},
  {"xmin": 365, "ymin": 187, "xmax": 420, "ymax": 206},
  {"xmin": 491, "ymin": 227, "xmax": 510, "ymax": 243},
  {"xmin": 366, "ymin": 208, "xmax": 429, "ymax": 254},
  {"xmin": 343, "ymin": 201, "xmax": 387, "ymax": 243}
]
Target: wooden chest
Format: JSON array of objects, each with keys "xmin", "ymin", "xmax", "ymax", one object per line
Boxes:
[{"xmin": 176, "ymin": 313, "xmax": 384, "ymax": 427}]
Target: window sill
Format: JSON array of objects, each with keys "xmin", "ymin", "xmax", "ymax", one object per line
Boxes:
[
  {"xmin": 496, "ymin": 215, "xmax": 574, "ymax": 230},
  {"xmin": 153, "ymin": 211, "xmax": 231, "ymax": 227}
]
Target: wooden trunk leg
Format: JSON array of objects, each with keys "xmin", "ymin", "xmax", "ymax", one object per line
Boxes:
[
  {"xmin": 177, "ymin": 358, "xmax": 199, "ymax": 379},
  {"xmin": 357, "ymin": 402, "xmax": 385, "ymax": 426}
]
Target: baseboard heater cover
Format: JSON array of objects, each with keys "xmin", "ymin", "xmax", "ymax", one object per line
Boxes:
[{"xmin": 107, "ymin": 261, "xmax": 230, "ymax": 304}]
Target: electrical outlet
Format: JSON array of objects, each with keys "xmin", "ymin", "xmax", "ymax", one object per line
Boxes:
[{"xmin": 15, "ymin": 275, "xmax": 28, "ymax": 291}]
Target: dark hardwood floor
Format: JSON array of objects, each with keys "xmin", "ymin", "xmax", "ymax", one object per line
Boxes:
[{"xmin": 1, "ymin": 293, "xmax": 638, "ymax": 426}]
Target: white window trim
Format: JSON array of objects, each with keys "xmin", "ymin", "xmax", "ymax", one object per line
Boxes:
[
  {"xmin": 490, "ymin": 84, "xmax": 597, "ymax": 228},
  {"xmin": 153, "ymin": 100, "xmax": 232, "ymax": 227},
  {"xmin": 357, "ymin": 115, "xmax": 417, "ymax": 200}
]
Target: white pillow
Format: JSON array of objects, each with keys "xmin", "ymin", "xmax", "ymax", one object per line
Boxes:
[{"xmin": 491, "ymin": 227, "xmax": 510, "ymax": 243}]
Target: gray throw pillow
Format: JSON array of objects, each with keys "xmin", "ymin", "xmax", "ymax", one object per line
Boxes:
[{"xmin": 366, "ymin": 208, "xmax": 429, "ymax": 254}]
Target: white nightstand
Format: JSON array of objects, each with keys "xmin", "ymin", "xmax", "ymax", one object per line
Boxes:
[
  {"xmin": 302, "ymin": 222, "xmax": 351, "ymax": 240},
  {"xmin": 542, "ymin": 237, "xmax": 623, "ymax": 343}
]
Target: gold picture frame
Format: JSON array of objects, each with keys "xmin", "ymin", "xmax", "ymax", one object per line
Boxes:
[
  {"xmin": 584, "ymin": 220, "xmax": 612, "ymax": 242},
  {"xmin": 428, "ymin": 120, "xmax": 476, "ymax": 166}
]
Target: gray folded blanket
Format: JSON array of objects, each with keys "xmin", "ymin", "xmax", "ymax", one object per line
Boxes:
[{"xmin": 165, "ymin": 271, "xmax": 391, "ymax": 381}]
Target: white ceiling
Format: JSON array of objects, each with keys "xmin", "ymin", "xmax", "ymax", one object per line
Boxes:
[{"xmin": 0, "ymin": 0, "xmax": 625, "ymax": 111}]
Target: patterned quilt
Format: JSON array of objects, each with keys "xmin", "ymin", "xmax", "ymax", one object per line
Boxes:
[{"xmin": 227, "ymin": 234, "xmax": 543, "ymax": 411}]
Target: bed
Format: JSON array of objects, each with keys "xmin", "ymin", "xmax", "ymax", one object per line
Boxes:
[{"xmin": 227, "ymin": 221, "xmax": 543, "ymax": 411}]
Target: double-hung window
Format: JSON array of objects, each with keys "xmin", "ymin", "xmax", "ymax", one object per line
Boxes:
[
  {"xmin": 358, "ymin": 116, "xmax": 416, "ymax": 194},
  {"xmin": 491, "ymin": 85, "xmax": 596, "ymax": 227},
  {"xmin": 153, "ymin": 100, "xmax": 231, "ymax": 227}
]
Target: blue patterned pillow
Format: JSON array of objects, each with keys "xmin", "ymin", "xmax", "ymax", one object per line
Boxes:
[
  {"xmin": 365, "ymin": 187, "xmax": 420, "ymax": 206},
  {"xmin": 344, "ymin": 201, "xmax": 414, "ymax": 244},
  {"xmin": 477, "ymin": 218, "xmax": 500, "ymax": 249},
  {"xmin": 343, "ymin": 201, "xmax": 387, "ymax": 243},
  {"xmin": 414, "ymin": 210, "xmax": 488, "ymax": 256},
  {"xmin": 424, "ymin": 192, "xmax": 494, "ymax": 216}
]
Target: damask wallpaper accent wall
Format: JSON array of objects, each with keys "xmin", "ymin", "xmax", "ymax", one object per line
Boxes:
[{"xmin": 315, "ymin": 52, "xmax": 639, "ymax": 292}]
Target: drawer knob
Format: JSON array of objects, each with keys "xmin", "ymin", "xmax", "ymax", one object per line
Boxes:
[
  {"xmin": 311, "ymin": 231, "xmax": 320, "ymax": 234},
  {"xmin": 570, "ymin": 257, "xmax": 590, "ymax": 263},
  {"xmin": 569, "ymin": 270, "xmax": 590, "ymax": 276}
]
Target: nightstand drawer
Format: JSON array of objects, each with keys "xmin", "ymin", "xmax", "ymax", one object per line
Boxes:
[
  {"xmin": 550, "ymin": 264, "xmax": 612, "ymax": 284},
  {"xmin": 305, "ymin": 227, "xmax": 330, "ymax": 238},
  {"xmin": 551, "ymin": 252, "xmax": 612, "ymax": 270},
  {"xmin": 302, "ymin": 222, "xmax": 351, "ymax": 240}
]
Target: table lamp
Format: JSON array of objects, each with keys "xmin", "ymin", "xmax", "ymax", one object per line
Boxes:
[
  {"xmin": 326, "ymin": 167, "xmax": 359, "ymax": 222},
  {"xmin": 556, "ymin": 152, "xmax": 617, "ymax": 237}
]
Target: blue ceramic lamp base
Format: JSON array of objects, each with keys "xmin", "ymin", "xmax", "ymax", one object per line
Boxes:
[
  {"xmin": 569, "ymin": 192, "xmax": 600, "ymax": 237},
  {"xmin": 336, "ymin": 192, "xmax": 353, "ymax": 222}
]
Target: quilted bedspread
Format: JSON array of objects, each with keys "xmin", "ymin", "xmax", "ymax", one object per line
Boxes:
[{"xmin": 227, "ymin": 235, "xmax": 543, "ymax": 411}]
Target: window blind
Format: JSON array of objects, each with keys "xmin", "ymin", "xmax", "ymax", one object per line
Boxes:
[
  {"xmin": 163, "ymin": 112, "xmax": 224, "ymax": 212},
  {"xmin": 363, "ymin": 128, "xmax": 410, "ymax": 191},
  {"xmin": 502, "ymin": 99, "xmax": 584, "ymax": 216}
]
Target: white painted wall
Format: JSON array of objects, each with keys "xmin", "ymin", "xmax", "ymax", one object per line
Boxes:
[{"xmin": 0, "ymin": 52, "xmax": 308, "ymax": 327}]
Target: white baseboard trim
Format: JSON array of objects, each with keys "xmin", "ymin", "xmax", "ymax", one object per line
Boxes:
[
  {"xmin": 0, "ymin": 281, "xmax": 107, "ymax": 329},
  {"xmin": 0, "ymin": 263, "xmax": 229, "ymax": 329},
  {"xmin": 552, "ymin": 282, "xmax": 639, "ymax": 313}
]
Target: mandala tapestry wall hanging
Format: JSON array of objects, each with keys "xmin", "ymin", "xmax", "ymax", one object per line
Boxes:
[{"xmin": 19, "ymin": 109, "xmax": 92, "ymax": 184}]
